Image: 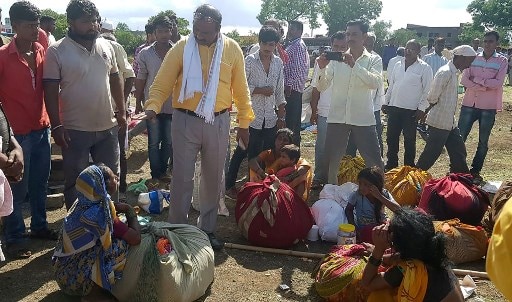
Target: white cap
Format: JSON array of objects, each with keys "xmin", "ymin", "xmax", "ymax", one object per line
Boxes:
[
  {"xmin": 101, "ymin": 20, "xmax": 114, "ymax": 31},
  {"xmin": 452, "ymin": 45, "xmax": 477, "ymax": 57}
]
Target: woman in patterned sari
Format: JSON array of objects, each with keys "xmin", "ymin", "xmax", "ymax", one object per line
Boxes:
[
  {"xmin": 53, "ymin": 164, "xmax": 141, "ymax": 302},
  {"xmin": 361, "ymin": 208, "xmax": 463, "ymax": 302},
  {"xmin": 248, "ymin": 128, "xmax": 312, "ymax": 201}
]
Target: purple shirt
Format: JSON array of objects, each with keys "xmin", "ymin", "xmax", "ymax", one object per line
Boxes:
[
  {"xmin": 283, "ymin": 38, "xmax": 309, "ymax": 93},
  {"xmin": 461, "ymin": 51, "xmax": 508, "ymax": 111}
]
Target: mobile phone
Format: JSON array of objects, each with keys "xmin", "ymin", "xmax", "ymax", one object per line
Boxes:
[{"xmin": 324, "ymin": 51, "xmax": 344, "ymax": 61}]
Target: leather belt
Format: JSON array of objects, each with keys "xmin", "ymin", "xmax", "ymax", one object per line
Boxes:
[{"xmin": 176, "ymin": 108, "xmax": 228, "ymax": 118}]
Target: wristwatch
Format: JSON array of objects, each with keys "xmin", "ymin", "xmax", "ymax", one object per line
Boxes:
[{"xmin": 368, "ymin": 255, "xmax": 383, "ymax": 266}]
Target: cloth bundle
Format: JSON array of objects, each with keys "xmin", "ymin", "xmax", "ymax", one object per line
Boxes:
[
  {"xmin": 337, "ymin": 156, "xmax": 365, "ymax": 185},
  {"xmin": 235, "ymin": 175, "xmax": 314, "ymax": 248},
  {"xmin": 384, "ymin": 166, "xmax": 432, "ymax": 206}
]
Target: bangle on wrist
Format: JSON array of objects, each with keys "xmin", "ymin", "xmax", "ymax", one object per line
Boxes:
[
  {"xmin": 368, "ymin": 255, "xmax": 383, "ymax": 266},
  {"xmin": 51, "ymin": 124, "xmax": 63, "ymax": 131}
]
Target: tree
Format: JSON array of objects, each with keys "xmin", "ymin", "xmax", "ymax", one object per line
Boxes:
[
  {"xmin": 390, "ymin": 28, "xmax": 422, "ymax": 47},
  {"xmin": 239, "ymin": 31, "xmax": 259, "ymax": 47},
  {"xmin": 115, "ymin": 22, "xmax": 130, "ymax": 32},
  {"xmin": 371, "ymin": 20, "xmax": 392, "ymax": 54},
  {"xmin": 40, "ymin": 8, "xmax": 67, "ymax": 40},
  {"xmin": 467, "ymin": 0, "xmax": 512, "ymax": 29},
  {"xmin": 114, "ymin": 23, "xmax": 144, "ymax": 55},
  {"xmin": 148, "ymin": 10, "xmax": 191, "ymax": 36},
  {"xmin": 458, "ymin": 23, "xmax": 510, "ymax": 47},
  {"xmin": 323, "ymin": 0, "xmax": 382, "ymax": 35},
  {"xmin": 225, "ymin": 29, "xmax": 241, "ymax": 44},
  {"xmin": 257, "ymin": 0, "xmax": 324, "ymax": 29}
]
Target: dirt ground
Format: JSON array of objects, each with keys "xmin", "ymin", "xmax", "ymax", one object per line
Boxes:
[{"xmin": 1, "ymin": 87, "xmax": 512, "ymax": 301}]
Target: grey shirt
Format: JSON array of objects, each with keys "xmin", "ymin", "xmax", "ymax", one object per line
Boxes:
[{"xmin": 136, "ymin": 42, "xmax": 173, "ymax": 114}]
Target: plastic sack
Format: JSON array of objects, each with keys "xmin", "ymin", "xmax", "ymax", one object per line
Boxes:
[
  {"xmin": 311, "ymin": 199, "xmax": 347, "ymax": 242},
  {"xmin": 384, "ymin": 166, "xmax": 432, "ymax": 206},
  {"xmin": 112, "ymin": 222, "xmax": 214, "ymax": 302},
  {"xmin": 138, "ymin": 190, "xmax": 170, "ymax": 214},
  {"xmin": 337, "ymin": 156, "xmax": 365, "ymax": 185},
  {"xmin": 319, "ymin": 183, "xmax": 359, "ymax": 208}
]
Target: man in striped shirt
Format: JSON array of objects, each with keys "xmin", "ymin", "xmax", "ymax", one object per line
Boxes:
[
  {"xmin": 283, "ymin": 20, "xmax": 309, "ymax": 145},
  {"xmin": 458, "ymin": 31, "xmax": 509, "ymax": 182},
  {"xmin": 423, "ymin": 37, "xmax": 448, "ymax": 75}
]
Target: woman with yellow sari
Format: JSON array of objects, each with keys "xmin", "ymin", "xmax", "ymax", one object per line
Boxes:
[
  {"xmin": 53, "ymin": 164, "xmax": 141, "ymax": 302},
  {"xmin": 248, "ymin": 128, "xmax": 312, "ymax": 201},
  {"xmin": 361, "ymin": 208, "xmax": 463, "ymax": 302}
]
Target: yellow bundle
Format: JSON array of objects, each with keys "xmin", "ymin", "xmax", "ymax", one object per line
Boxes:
[
  {"xmin": 384, "ymin": 166, "xmax": 432, "ymax": 206},
  {"xmin": 337, "ymin": 156, "xmax": 365, "ymax": 185},
  {"xmin": 433, "ymin": 219, "xmax": 488, "ymax": 264}
]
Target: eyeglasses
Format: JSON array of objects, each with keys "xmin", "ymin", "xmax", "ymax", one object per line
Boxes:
[{"xmin": 193, "ymin": 12, "xmax": 220, "ymax": 24}]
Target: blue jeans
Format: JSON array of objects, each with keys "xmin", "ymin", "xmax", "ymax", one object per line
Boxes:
[
  {"xmin": 147, "ymin": 114, "xmax": 172, "ymax": 179},
  {"xmin": 3, "ymin": 128, "xmax": 51, "ymax": 244},
  {"xmin": 458, "ymin": 106, "xmax": 496, "ymax": 173},
  {"xmin": 313, "ymin": 115, "xmax": 328, "ymax": 183}
]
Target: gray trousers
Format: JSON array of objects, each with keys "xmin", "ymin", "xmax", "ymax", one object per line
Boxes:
[
  {"xmin": 169, "ymin": 110, "xmax": 230, "ymax": 233},
  {"xmin": 323, "ymin": 123, "xmax": 384, "ymax": 184},
  {"xmin": 416, "ymin": 126, "xmax": 469, "ymax": 173},
  {"xmin": 63, "ymin": 126, "xmax": 120, "ymax": 208}
]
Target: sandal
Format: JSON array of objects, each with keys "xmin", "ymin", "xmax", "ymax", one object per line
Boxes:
[
  {"xmin": 30, "ymin": 228, "xmax": 59, "ymax": 240},
  {"xmin": 6, "ymin": 244, "xmax": 32, "ymax": 259},
  {"xmin": 146, "ymin": 178, "xmax": 160, "ymax": 190}
]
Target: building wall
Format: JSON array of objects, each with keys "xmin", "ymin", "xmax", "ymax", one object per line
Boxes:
[{"xmin": 407, "ymin": 24, "xmax": 461, "ymax": 48}]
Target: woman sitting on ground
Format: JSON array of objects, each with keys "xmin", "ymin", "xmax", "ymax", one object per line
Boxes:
[
  {"xmin": 249, "ymin": 128, "xmax": 312, "ymax": 200},
  {"xmin": 345, "ymin": 167, "xmax": 401, "ymax": 243},
  {"xmin": 53, "ymin": 164, "xmax": 141, "ymax": 302},
  {"xmin": 361, "ymin": 208, "xmax": 464, "ymax": 302}
]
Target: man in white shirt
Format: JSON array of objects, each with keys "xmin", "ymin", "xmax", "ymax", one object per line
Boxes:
[
  {"xmin": 383, "ymin": 40, "xmax": 433, "ymax": 170},
  {"xmin": 316, "ymin": 20, "xmax": 384, "ymax": 184},
  {"xmin": 386, "ymin": 47, "xmax": 404, "ymax": 82},
  {"xmin": 472, "ymin": 38, "xmax": 484, "ymax": 53},
  {"xmin": 40, "ymin": 15, "xmax": 56, "ymax": 45},
  {"xmin": 310, "ymin": 31, "xmax": 347, "ymax": 188},
  {"xmin": 346, "ymin": 32, "xmax": 385, "ymax": 158},
  {"xmin": 423, "ymin": 37, "xmax": 448, "ymax": 75},
  {"xmin": 420, "ymin": 38, "xmax": 434, "ymax": 58},
  {"xmin": 416, "ymin": 45, "xmax": 476, "ymax": 173}
]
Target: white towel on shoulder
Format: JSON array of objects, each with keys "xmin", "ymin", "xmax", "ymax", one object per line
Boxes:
[{"xmin": 178, "ymin": 34, "xmax": 225, "ymax": 124}]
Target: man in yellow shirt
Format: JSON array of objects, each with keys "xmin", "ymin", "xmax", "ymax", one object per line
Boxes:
[{"xmin": 136, "ymin": 4, "xmax": 254, "ymax": 250}]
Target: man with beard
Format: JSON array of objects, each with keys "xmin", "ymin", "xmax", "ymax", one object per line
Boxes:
[{"xmin": 43, "ymin": 0, "xmax": 125, "ymax": 209}]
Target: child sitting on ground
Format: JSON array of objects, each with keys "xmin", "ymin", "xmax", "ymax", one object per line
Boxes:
[
  {"xmin": 345, "ymin": 166, "xmax": 401, "ymax": 243},
  {"xmin": 275, "ymin": 144, "xmax": 310, "ymax": 200}
]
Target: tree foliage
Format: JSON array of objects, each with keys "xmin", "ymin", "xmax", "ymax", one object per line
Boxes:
[
  {"xmin": 40, "ymin": 8, "xmax": 67, "ymax": 40},
  {"xmin": 257, "ymin": 0, "xmax": 324, "ymax": 29},
  {"xmin": 390, "ymin": 28, "xmax": 424, "ymax": 47},
  {"xmin": 225, "ymin": 29, "xmax": 241, "ymax": 43},
  {"xmin": 323, "ymin": 0, "xmax": 382, "ymax": 35},
  {"xmin": 115, "ymin": 22, "xmax": 130, "ymax": 32},
  {"xmin": 458, "ymin": 23, "xmax": 510, "ymax": 46},
  {"xmin": 148, "ymin": 10, "xmax": 191, "ymax": 36},
  {"xmin": 467, "ymin": 0, "xmax": 512, "ymax": 29},
  {"xmin": 371, "ymin": 20, "xmax": 392, "ymax": 54}
]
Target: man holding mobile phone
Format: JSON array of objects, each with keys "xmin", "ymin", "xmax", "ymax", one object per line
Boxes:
[{"xmin": 316, "ymin": 20, "xmax": 384, "ymax": 185}]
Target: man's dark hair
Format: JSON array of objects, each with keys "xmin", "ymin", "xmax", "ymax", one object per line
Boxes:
[
  {"xmin": 40, "ymin": 15, "xmax": 55, "ymax": 24},
  {"xmin": 195, "ymin": 4, "xmax": 222, "ymax": 25},
  {"xmin": 346, "ymin": 19, "xmax": 369, "ymax": 33},
  {"xmin": 145, "ymin": 22, "xmax": 155, "ymax": 35},
  {"xmin": 484, "ymin": 30, "xmax": 500, "ymax": 42},
  {"xmin": 330, "ymin": 31, "xmax": 346, "ymax": 43},
  {"xmin": 9, "ymin": 1, "xmax": 40, "ymax": 23},
  {"xmin": 288, "ymin": 20, "xmax": 303, "ymax": 34},
  {"xmin": 280, "ymin": 144, "xmax": 300, "ymax": 164},
  {"xmin": 153, "ymin": 16, "xmax": 173, "ymax": 31},
  {"xmin": 66, "ymin": 0, "xmax": 99, "ymax": 21},
  {"xmin": 435, "ymin": 37, "xmax": 445, "ymax": 45},
  {"xmin": 258, "ymin": 26, "xmax": 280, "ymax": 43},
  {"xmin": 389, "ymin": 208, "xmax": 449, "ymax": 270}
]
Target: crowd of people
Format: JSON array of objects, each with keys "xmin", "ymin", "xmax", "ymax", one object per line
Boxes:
[{"xmin": 1, "ymin": 0, "xmax": 512, "ymax": 301}]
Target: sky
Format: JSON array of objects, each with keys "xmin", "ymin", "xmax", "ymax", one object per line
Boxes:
[{"xmin": 1, "ymin": 0, "xmax": 474, "ymax": 35}]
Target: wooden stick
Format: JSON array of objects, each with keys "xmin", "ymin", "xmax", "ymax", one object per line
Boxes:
[
  {"xmin": 452, "ymin": 269, "xmax": 489, "ymax": 279},
  {"xmin": 224, "ymin": 243, "xmax": 326, "ymax": 259},
  {"xmin": 225, "ymin": 243, "xmax": 490, "ymax": 280}
]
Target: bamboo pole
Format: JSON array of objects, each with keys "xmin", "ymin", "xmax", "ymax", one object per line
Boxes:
[
  {"xmin": 224, "ymin": 243, "xmax": 490, "ymax": 279},
  {"xmin": 224, "ymin": 243, "xmax": 326, "ymax": 259}
]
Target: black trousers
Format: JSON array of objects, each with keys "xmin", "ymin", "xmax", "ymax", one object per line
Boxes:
[
  {"xmin": 225, "ymin": 126, "xmax": 276, "ymax": 190},
  {"xmin": 385, "ymin": 106, "xmax": 418, "ymax": 169},
  {"xmin": 285, "ymin": 90, "xmax": 303, "ymax": 146}
]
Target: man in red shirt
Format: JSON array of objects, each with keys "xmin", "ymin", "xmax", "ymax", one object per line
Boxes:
[{"xmin": 0, "ymin": 1, "xmax": 56, "ymax": 259}]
